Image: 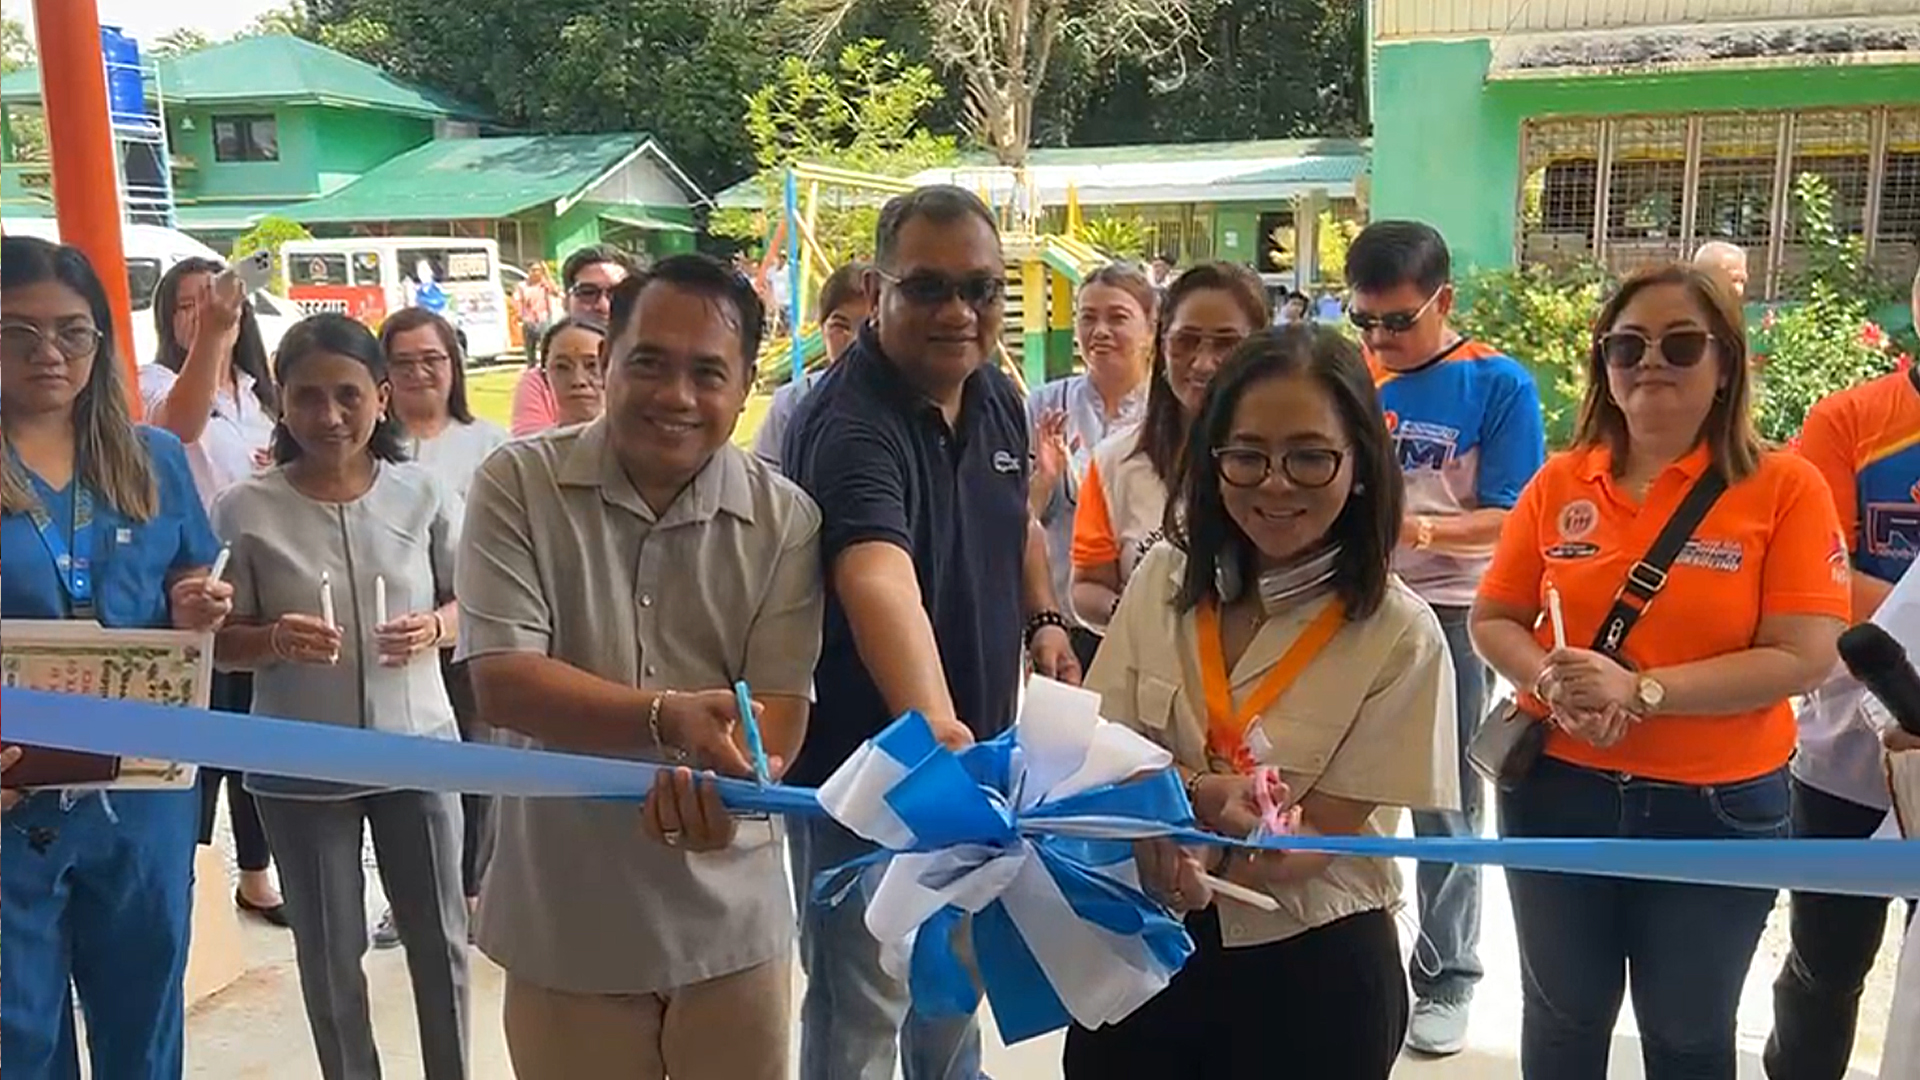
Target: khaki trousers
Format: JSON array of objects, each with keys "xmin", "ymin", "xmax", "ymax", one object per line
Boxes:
[{"xmin": 502, "ymin": 958, "xmax": 789, "ymax": 1080}]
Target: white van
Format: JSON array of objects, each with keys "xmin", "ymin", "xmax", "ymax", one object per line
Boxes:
[
  {"xmin": 281, "ymin": 237, "xmax": 512, "ymax": 361},
  {"xmin": 0, "ymin": 217, "xmax": 295, "ymax": 366}
]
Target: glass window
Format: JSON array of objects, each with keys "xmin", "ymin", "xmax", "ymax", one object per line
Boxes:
[
  {"xmin": 125, "ymin": 258, "xmax": 163, "ymax": 310},
  {"xmin": 211, "ymin": 114, "xmax": 279, "ymax": 163},
  {"xmin": 397, "ymin": 247, "xmax": 492, "ymax": 283},
  {"xmin": 350, "ymin": 251, "xmax": 384, "ymax": 286}
]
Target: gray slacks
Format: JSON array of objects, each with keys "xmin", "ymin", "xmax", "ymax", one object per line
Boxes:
[{"xmin": 257, "ymin": 790, "xmax": 470, "ymax": 1080}]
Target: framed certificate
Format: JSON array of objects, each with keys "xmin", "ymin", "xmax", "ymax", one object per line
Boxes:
[{"xmin": 1, "ymin": 620, "xmax": 212, "ymax": 790}]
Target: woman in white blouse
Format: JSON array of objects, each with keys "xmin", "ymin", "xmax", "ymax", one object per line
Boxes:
[
  {"xmin": 376, "ymin": 307, "xmax": 507, "ymax": 947},
  {"xmin": 1072, "ymin": 325, "xmax": 1458, "ymax": 1078},
  {"xmin": 141, "ymin": 255, "xmax": 287, "ymax": 926}
]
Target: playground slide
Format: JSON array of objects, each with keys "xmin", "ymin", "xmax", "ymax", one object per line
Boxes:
[{"xmin": 756, "ymin": 326, "xmax": 827, "ymax": 386}]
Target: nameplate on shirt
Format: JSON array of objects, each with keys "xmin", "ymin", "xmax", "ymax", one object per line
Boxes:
[{"xmin": 1, "ymin": 620, "xmax": 210, "ymax": 790}]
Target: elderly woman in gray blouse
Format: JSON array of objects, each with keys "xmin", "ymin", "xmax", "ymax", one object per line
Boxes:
[{"xmin": 211, "ymin": 313, "xmax": 469, "ymax": 1080}]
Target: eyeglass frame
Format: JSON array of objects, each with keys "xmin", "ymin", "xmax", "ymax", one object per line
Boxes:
[
  {"xmin": 1595, "ymin": 328, "xmax": 1718, "ymax": 369},
  {"xmin": 1347, "ymin": 289, "xmax": 1442, "ymax": 335},
  {"xmin": 0, "ymin": 321, "xmax": 104, "ymax": 363},
  {"xmin": 874, "ymin": 268, "xmax": 1007, "ymax": 309},
  {"xmin": 1212, "ymin": 445, "xmax": 1348, "ymax": 490}
]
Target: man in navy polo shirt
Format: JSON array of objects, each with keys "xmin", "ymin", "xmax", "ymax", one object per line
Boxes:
[{"xmin": 785, "ymin": 185, "xmax": 1081, "ymax": 1080}]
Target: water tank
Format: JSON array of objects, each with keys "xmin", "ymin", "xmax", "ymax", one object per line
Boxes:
[{"xmin": 99, "ymin": 26, "xmax": 148, "ymax": 130}]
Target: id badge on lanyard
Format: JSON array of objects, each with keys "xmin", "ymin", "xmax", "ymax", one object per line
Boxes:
[{"xmin": 24, "ymin": 476, "xmax": 96, "ymax": 620}]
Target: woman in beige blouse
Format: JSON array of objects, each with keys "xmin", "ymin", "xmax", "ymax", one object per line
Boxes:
[{"xmin": 1070, "ymin": 325, "xmax": 1459, "ymax": 1078}]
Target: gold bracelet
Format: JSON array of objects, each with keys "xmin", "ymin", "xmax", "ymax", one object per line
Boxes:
[{"xmin": 648, "ymin": 690, "xmax": 685, "ymax": 762}]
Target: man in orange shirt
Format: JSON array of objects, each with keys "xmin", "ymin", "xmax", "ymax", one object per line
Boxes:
[{"xmin": 1766, "ymin": 261, "xmax": 1920, "ymax": 1080}]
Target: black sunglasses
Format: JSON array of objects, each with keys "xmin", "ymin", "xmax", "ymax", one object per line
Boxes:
[
  {"xmin": 1598, "ymin": 329, "xmax": 1715, "ymax": 369},
  {"xmin": 1348, "ymin": 290, "xmax": 1440, "ymax": 335},
  {"xmin": 1213, "ymin": 446, "xmax": 1346, "ymax": 490},
  {"xmin": 879, "ymin": 270, "xmax": 1005, "ymax": 309}
]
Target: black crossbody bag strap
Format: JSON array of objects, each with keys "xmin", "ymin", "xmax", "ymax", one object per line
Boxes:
[{"xmin": 1591, "ymin": 469, "xmax": 1730, "ymax": 661}]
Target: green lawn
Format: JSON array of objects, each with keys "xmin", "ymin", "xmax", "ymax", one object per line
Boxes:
[{"xmin": 465, "ymin": 365, "xmax": 774, "ymax": 448}]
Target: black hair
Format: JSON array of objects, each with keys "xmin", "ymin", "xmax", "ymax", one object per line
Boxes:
[
  {"xmin": 561, "ymin": 244, "xmax": 640, "ymax": 290},
  {"xmin": 378, "ymin": 307, "xmax": 474, "ymax": 425},
  {"xmin": 874, "ymin": 186, "xmax": 1000, "ymax": 270},
  {"xmin": 539, "ymin": 316, "xmax": 608, "ymax": 365},
  {"xmin": 819, "ymin": 261, "xmax": 870, "ymax": 316},
  {"xmin": 1133, "ymin": 261, "xmax": 1272, "ymax": 485},
  {"xmin": 606, "ymin": 253, "xmax": 765, "ymax": 379},
  {"xmin": 0, "ymin": 236, "xmax": 158, "ymax": 519},
  {"xmin": 270, "ymin": 313, "xmax": 409, "ymax": 465},
  {"xmin": 1344, "ymin": 220, "xmax": 1452, "ymax": 296},
  {"xmin": 153, "ymin": 256, "xmax": 280, "ymax": 418},
  {"xmin": 1169, "ymin": 325, "xmax": 1403, "ymax": 621}
]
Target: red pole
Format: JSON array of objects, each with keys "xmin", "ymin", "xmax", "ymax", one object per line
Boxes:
[{"xmin": 32, "ymin": 0, "xmax": 140, "ymax": 418}]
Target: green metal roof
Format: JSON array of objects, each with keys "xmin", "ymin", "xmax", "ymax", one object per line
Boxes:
[
  {"xmin": 2, "ymin": 35, "xmax": 487, "ymax": 120},
  {"xmin": 1014, "ymin": 137, "xmax": 1370, "ymax": 167},
  {"xmin": 1217, "ymin": 154, "xmax": 1370, "ymax": 187},
  {"xmin": 173, "ymin": 200, "xmax": 306, "ymax": 232},
  {"xmin": 286, "ymin": 134, "xmax": 674, "ymax": 224}
]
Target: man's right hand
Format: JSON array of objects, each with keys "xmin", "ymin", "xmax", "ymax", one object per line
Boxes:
[
  {"xmin": 1, "ymin": 745, "xmax": 22, "ymax": 813},
  {"xmin": 658, "ymin": 689, "xmax": 762, "ymax": 779}
]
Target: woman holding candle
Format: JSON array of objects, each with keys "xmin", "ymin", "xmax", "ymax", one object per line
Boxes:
[
  {"xmin": 1072, "ymin": 325, "xmax": 1457, "ymax": 1077},
  {"xmin": 1, "ymin": 236, "xmax": 234, "ymax": 1079},
  {"xmin": 211, "ymin": 313, "xmax": 470, "ymax": 1080},
  {"xmin": 141, "ymin": 255, "xmax": 289, "ymax": 926},
  {"xmin": 373, "ymin": 308, "xmax": 508, "ymax": 948},
  {"xmin": 1470, "ymin": 264, "xmax": 1848, "ymax": 1077}
]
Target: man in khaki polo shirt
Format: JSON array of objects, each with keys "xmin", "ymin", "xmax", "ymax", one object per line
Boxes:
[{"xmin": 457, "ymin": 254, "xmax": 824, "ymax": 1080}]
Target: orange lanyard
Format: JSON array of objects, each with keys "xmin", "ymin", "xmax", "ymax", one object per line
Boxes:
[{"xmin": 1196, "ymin": 597, "xmax": 1346, "ymax": 772}]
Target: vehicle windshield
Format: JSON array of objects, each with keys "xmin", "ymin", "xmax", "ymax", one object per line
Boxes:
[{"xmin": 127, "ymin": 257, "xmax": 163, "ymax": 310}]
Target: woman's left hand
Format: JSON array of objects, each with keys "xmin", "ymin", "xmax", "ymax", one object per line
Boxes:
[
  {"xmin": 1887, "ymin": 728, "xmax": 1920, "ymax": 753},
  {"xmin": 1539, "ymin": 647, "xmax": 1637, "ymax": 714},
  {"xmin": 169, "ymin": 572, "xmax": 234, "ymax": 632},
  {"xmin": 375, "ymin": 612, "xmax": 441, "ymax": 667},
  {"xmin": 1133, "ymin": 836, "xmax": 1212, "ymax": 916},
  {"xmin": 642, "ymin": 766, "xmax": 737, "ymax": 852}
]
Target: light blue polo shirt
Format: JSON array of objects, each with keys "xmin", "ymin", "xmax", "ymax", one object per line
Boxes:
[{"xmin": 1, "ymin": 427, "xmax": 221, "ymax": 629}]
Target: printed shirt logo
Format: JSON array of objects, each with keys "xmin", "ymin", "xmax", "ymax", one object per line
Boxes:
[
  {"xmin": 1828, "ymin": 529, "xmax": 1853, "ymax": 585},
  {"xmin": 1392, "ymin": 420, "xmax": 1461, "ymax": 473},
  {"xmin": 1556, "ymin": 500, "xmax": 1599, "ymax": 542},
  {"xmin": 1674, "ymin": 538, "xmax": 1744, "ymax": 573},
  {"xmin": 992, "ymin": 450, "xmax": 1022, "ymax": 474}
]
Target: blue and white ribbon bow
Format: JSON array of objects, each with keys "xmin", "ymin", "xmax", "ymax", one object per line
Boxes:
[{"xmin": 814, "ymin": 678, "xmax": 1198, "ymax": 1044}]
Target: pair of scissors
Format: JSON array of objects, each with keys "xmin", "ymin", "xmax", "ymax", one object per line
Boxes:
[{"xmin": 1247, "ymin": 765, "xmax": 1289, "ymax": 843}]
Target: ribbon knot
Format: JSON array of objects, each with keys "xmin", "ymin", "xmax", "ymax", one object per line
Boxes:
[{"xmin": 814, "ymin": 678, "xmax": 1198, "ymax": 1044}]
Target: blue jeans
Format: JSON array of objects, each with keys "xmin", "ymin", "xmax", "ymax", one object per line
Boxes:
[
  {"xmin": 1501, "ymin": 757, "xmax": 1788, "ymax": 1080},
  {"xmin": 1408, "ymin": 604, "xmax": 1487, "ymax": 1005},
  {"xmin": 789, "ymin": 815, "xmax": 982, "ymax": 1080},
  {"xmin": 2, "ymin": 789, "xmax": 199, "ymax": 1080}
]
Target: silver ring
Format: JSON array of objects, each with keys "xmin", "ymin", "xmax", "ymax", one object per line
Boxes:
[{"xmin": 661, "ymin": 829, "xmax": 682, "ymax": 847}]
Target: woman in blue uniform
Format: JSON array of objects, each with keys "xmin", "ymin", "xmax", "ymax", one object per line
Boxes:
[{"xmin": 0, "ymin": 235, "xmax": 233, "ymax": 1079}]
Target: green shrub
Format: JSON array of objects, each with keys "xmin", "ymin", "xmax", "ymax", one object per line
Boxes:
[
  {"xmin": 1080, "ymin": 215, "xmax": 1149, "ymax": 260},
  {"xmin": 1453, "ymin": 262, "xmax": 1609, "ymax": 448}
]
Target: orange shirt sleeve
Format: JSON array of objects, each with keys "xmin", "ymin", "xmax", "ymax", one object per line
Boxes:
[
  {"xmin": 1796, "ymin": 393, "xmax": 1862, "ymax": 553},
  {"xmin": 1477, "ymin": 467, "xmax": 1550, "ymax": 610},
  {"xmin": 1071, "ymin": 457, "xmax": 1120, "ymax": 569},
  {"xmin": 1759, "ymin": 455, "xmax": 1854, "ymax": 621}
]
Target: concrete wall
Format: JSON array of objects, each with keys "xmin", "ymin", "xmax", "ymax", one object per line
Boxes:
[
  {"xmin": 1369, "ymin": 37, "xmax": 1920, "ymax": 271},
  {"xmin": 172, "ymin": 105, "xmax": 432, "ymax": 203}
]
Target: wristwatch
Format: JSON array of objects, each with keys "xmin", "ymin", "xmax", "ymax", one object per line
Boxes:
[{"xmin": 1633, "ymin": 675, "xmax": 1666, "ymax": 715}]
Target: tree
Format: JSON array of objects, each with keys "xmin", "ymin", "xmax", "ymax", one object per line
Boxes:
[
  {"xmin": 151, "ymin": 28, "xmax": 214, "ymax": 57},
  {"xmin": 794, "ymin": 0, "xmax": 1204, "ymax": 167},
  {"xmin": 240, "ymin": 4, "xmax": 317, "ymax": 38},
  {"xmin": 2, "ymin": 12, "xmax": 33, "ymax": 73},
  {"xmin": 2, "ymin": 13, "xmax": 45, "ymax": 162},
  {"xmin": 711, "ymin": 38, "xmax": 958, "ymax": 265}
]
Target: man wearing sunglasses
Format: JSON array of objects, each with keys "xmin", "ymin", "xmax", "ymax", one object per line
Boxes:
[
  {"xmin": 1346, "ymin": 221, "xmax": 1547, "ymax": 1059},
  {"xmin": 509, "ymin": 244, "xmax": 638, "ymax": 436},
  {"xmin": 784, "ymin": 185, "xmax": 1081, "ymax": 1080}
]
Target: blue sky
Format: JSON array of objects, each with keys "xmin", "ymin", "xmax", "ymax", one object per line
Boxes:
[{"xmin": 14, "ymin": 0, "xmax": 283, "ymax": 50}]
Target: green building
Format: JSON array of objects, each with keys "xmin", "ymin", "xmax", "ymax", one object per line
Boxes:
[
  {"xmin": 1366, "ymin": 0, "xmax": 1920, "ymax": 298},
  {"xmin": 0, "ymin": 34, "xmax": 707, "ymax": 265}
]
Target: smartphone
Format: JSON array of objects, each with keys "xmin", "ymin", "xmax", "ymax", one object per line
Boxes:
[{"xmin": 222, "ymin": 249, "xmax": 274, "ymax": 294}]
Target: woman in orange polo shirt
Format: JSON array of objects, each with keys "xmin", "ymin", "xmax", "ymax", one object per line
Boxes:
[{"xmin": 1471, "ymin": 263, "xmax": 1848, "ymax": 1078}]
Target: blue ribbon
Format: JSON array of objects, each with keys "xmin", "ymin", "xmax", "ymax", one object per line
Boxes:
[{"xmin": 6, "ymin": 686, "xmax": 1919, "ymax": 1044}]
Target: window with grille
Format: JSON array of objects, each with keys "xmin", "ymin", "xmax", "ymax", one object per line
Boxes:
[{"xmin": 1517, "ymin": 106, "xmax": 1913, "ymax": 299}]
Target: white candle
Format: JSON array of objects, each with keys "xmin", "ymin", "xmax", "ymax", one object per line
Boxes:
[
  {"xmin": 1546, "ymin": 583, "xmax": 1567, "ymax": 650},
  {"xmin": 374, "ymin": 575, "xmax": 388, "ymax": 626},
  {"xmin": 206, "ymin": 545, "xmax": 232, "ymax": 585},
  {"xmin": 1198, "ymin": 871, "xmax": 1280, "ymax": 912},
  {"xmin": 320, "ymin": 571, "xmax": 336, "ymax": 629}
]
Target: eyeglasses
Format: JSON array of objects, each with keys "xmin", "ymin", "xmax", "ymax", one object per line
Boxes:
[
  {"xmin": 1165, "ymin": 329, "xmax": 1248, "ymax": 361},
  {"xmin": 0, "ymin": 323, "xmax": 102, "ymax": 362},
  {"xmin": 878, "ymin": 270, "xmax": 1005, "ymax": 309},
  {"xmin": 1214, "ymin": 446, "xmax": 1347, "ymax": 490},
  {"xmin": 569, "ymin": 283, "xmax": 614, "ymax": 304},
  {"xmin": 1598, "ymin": 329, "xmax": 1715, "ymax": 369},
  {"xmin": 388, "ymin": 352, "xmax": 451, "ymax": 377},
  {"xmin": 1348, "ymin": 290, "xmax": 1441, "ymax": 335}
]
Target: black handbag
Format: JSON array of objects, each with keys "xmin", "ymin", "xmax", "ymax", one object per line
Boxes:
[{"xmin": 1467, "ymin": 469, "xmax": 1730, "ymax": 791}]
